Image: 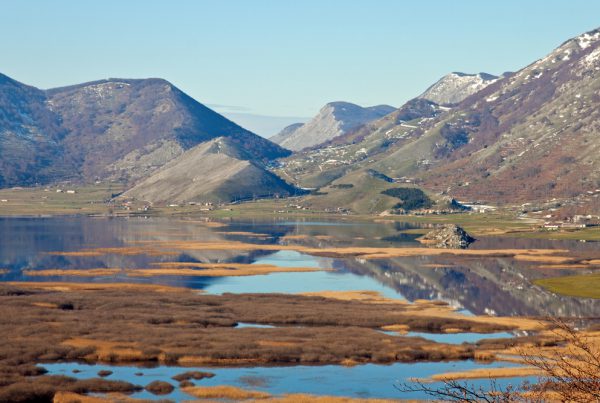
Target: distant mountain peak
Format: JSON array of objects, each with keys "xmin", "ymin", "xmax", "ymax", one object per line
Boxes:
[
  {"xmin": 574, "ymin": 28, "xmax": 600, "ymax": 50},
  {"xmin": 418, "ymin": 72, "xmax": 498, "ymax": 105},
  {"xmin": 273, "ymin": 102, "xmax": 395, "ymax": 151}
]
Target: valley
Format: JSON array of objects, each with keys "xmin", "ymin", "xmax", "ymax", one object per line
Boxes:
[{"xmin": 2, "ymin": 11, "xmax": 600, "ymax": 402}]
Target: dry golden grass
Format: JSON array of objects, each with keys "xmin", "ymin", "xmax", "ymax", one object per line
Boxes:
[
  {"xmin": 381, "ymin": 324, "xmax": 410, "ymax": 334},
  {"xmin": 31, "ymin": 302, "xmax": 60, "ymax": 309},
  {"xmin": 429, "ymin": 366, "xmax": 542, "ymax": 381},
  {"xmin": 62, "ymin": 338, "xmax": 148, "ymax": 362},
  {"xmin": 7, "ymin": 281, "xmax": 189, "ymax": 293},
  {"xmin": 513, "ymin": 254, "xmax": 574, "ymax": 263},
  {"xmin": 47, "ymin": 239, "xmax": 576, "ymax": 266},
  {"xmin": 255, "ymin": 394, "xmax": 403, "ymax": 402},
  {"xmin": 53, "ymin": 391, "xmax": 147, "ymax": 403},
  {"xmin": 127, "ymin": 264, "xmax": 321, "ymax": 277},
  {"xmin": 182, "ymin": 385, "xmax": 271, "ymax": 400},
  {"xmin": 304, "ymin": 290, "xmax": 547, "ymax": 332},
  {"xmin": 257, "ymin": 340, "xmax": 298, "ymax": 347},
  {"xmin": 47, "ymin": 250, "xmax": 105, "ymax": 257},
  {"xmin": 216, "ymin": 231, "xmax": 271, "ymax": 237},
  {"xmin": 280, "ymin": 234, "xmax": 310, "ymax": 240},
  {"xmin": 23, "ymin": 268, "xmax": 122, "ymax": 277},
  {"xmin": 202, "ymin": 221, "xmax": 227, "ymax": 227},
  {"xmin": 48, "ymin": 247, "xmax": 179, "ymax": 257},
  {"xmin": 299, "ymin": 290, "xmax": 404, "ymax": 304},
  {"xmin": 407, "ymin": 306, "xmax": 545, "ymax": 332}
]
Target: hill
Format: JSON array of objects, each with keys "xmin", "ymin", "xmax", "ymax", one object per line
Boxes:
[{"xmin": 121, "ymin": 137, "xmax": 298, "ymax": 204}]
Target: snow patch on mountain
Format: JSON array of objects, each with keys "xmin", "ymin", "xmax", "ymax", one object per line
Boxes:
[{"xmin": 418, "ymin": 72, "xmax": 498, "ymax": 105}]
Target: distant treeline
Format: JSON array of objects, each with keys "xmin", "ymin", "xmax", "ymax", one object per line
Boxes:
[{"xmin": 381, "ymin": 187, "xmax": 432, "ymax": 211}]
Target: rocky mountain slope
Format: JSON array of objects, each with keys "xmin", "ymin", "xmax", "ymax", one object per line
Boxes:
[
  {"xmin": 272, "ymin": 102, "xmax": 395, "ymax": 151},
  {"xmin": 0, "ymin": 74, "xmax": 293, "ymax": 202},
  {"xmin": 270, "ymin": 123, "xmax": 304, "ymax": 144},
  {"xmin": 0, "ymin": 74, "xmax": 66, "ymax": 187},
  {"xmin": 279, "ymin": 27, "xmax": 600, "ymax": 208},
  {"xmin": 121, "ymin": 137, "xmax": 297, "ymax": 204},
  {"xmin": 415, "ymin": 28, "xmax": 600, "ymax": 203},
  {"xmin": 418, "ymin": 72, "xmax": 498, "ymax": 105},
  {"xmin": 274, "ymin": 98, "xmax": 445, "ymax": 190}
]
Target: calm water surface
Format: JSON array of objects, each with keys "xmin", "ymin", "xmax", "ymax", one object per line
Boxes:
[
  {"xmin": 2, "ymin": 216, "xmax": 596, "ymax": 399},
  {"xmin": 43, "ymin": 361, "xmax": 533, "ymax": 401},
  {"xmin": 1, "ymin": 216, "xmax": 599, "ymax": 316}
]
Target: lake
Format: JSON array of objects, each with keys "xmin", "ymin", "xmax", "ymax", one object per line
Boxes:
[{"xmin": 1, "ymin": 215, "xmax": 598, "ymax": 400}]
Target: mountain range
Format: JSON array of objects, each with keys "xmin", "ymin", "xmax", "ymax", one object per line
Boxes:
[
  {"xmin": 275, "ymin": 27, "xmax": 600, "ymax": 212},
  {"xmin": 0, "ymin": 75, "xmax": 294, "ymax": 203},
  {"xmin": 1, "ymin": 27, "xmax": 599, "ymax": 212}
]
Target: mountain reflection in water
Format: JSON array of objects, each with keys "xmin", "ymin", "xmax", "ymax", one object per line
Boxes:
[{"xmin": 1, "ymin": 216, "xmax": 599, "ymax": 317}]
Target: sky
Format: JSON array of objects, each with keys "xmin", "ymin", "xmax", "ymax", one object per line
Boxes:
[{"xmin": 2, "ymin": 0, "xmax": 600, "ymax": 136}]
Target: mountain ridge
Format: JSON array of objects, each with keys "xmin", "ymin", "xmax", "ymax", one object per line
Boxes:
[
  {"xmin": 0, "ymin": 73, "xmax": 295, "ymax": 203},
  {"xmin": 273, "ymin": 101, "xmax": 395, "ymax": 151}
]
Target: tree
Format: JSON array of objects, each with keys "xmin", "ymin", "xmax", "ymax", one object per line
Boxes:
[{"xmin": 396, "ymin": 318, "xmax": 600, "ymax": 402}]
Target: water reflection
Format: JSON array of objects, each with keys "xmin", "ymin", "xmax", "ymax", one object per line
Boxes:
[{"xmin": 1, "ymin": 216, "xmax": 599, "ymax": 317}]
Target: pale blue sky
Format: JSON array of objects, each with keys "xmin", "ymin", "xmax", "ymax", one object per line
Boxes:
[{"xmin": 2, "ymin": 1, "xmax": 599, "ymax": 135}]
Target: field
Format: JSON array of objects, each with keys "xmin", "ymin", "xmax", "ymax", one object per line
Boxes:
[
  {"xmin": 535, "ymin": 274, "xmax": 600, "ymax": 299},
  {"xmin": 5, "ymin": 184, "xmax": 600, "ymax": 245},
  {"xmin": 0, "ymin": 184, "xmax": 124, "ymax": 216}
]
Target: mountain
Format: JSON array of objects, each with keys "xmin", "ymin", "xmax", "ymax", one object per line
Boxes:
[
  {"xmin": 412, "ymin": 27, "xmax": 600, "ymax": 203},
  {"xmin": 0, "ymin": 74, "xmax": 293, "ymax": 202},
  {"xmin": 273, "ymin": 98, "xmax": 445, "ymax": 190},
  {"xmin": 418, "ymin": 72, "xmax": 498, "ymax": 105},
  {"xmin": 0, "ymin": 74, "xmax": 66, "ymax": 187},
  {"xmin": 270, "ymin": 122, "xmax": 304, "ymax": 144},
  {"xmin": 272, "ymin": 102, "xmax": 395, "ymax": 151},
  {"xmin": 277, "ymin": 27, "xmax": 600, "ymax": 209},
  {"xmin": 121, "ymin": 137, "xmax": 298, "ymax": 204},
  {"xmin": 45, "ymin": 78, "xmax": 289, "ymax": 182}
]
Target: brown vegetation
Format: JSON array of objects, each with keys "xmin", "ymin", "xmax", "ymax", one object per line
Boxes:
[
  {"xmin": 171, "ymin": 370, "xmax": 215, "ymax": 382},
  {"xmin": 428, "ymin": 366, "xmax": 542, "ymax": 381},
  {"xmin": 144, "ymin": 380, "xmax": 174, "ymax": 395},
  {"xmin": 254, "ymin": 395, "xmax": 401, "ymax": 403},
  {"xmin": 23, "ymin": 269, "xmax": 122, "ymax": 277},
  {"xmin": 182, "ymin": 385, "xmax": 271, "ymax": 399},
  {"xmin": 0, "ymin": 282, "xmax": 552, "ymax": 401},
  {"xmin": 48, "ymin": 241, "xmax": 573, "ymax": 264}
]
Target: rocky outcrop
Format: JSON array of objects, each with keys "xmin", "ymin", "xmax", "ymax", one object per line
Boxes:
[{"xmin": 419, "ymin": 224, "xmax": 475, "ymax": 249}]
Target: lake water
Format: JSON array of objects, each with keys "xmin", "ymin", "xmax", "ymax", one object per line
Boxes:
[
  {"xmin": 43, "ymin": 361, "xmax": 533, "ymax": 401},
  {"xmin": 1, "ymin": 216, "xmax": 599, "ymax": 316},
  {"xmin": 1, "ymin": 216, "xmax": 597, "ymax": 400}
]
